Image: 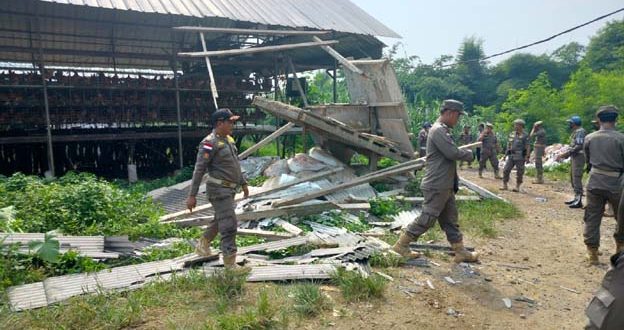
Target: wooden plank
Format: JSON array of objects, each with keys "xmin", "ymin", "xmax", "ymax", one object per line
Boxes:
[
  {"xmin": 287, "ymin": 57, "xmax": 309, "ymax": 107},
  {"xmin": 237, "ymin": 229, "xmax": 294, "ymax": 241},
  {"xmin": 160, "ymin": 167, "xmax": 344, "ymax": 221},
  {"xmin": 274, "ymin": 219, "xmax": 303, "ymax": 236},
  {"xmin": 396, "ymin": 195, "xmax": 481, "ymax": 204},
  {"xmin": 238, "ymin": 122, "xmax": 296, "ymax": 160},
  {"xmin": 378, "ymin": 118, "xmax": 415, "ymax": 155},
  {"xmin": 336, "ymin": 203, "xmax": 371, "ymax": 211},
  {"xmin": 459, "ymin": 177, "xmax": 509, "ymax": 203},
  {"xmin": 173, "ymin": 26, "xmax": 331, "ymax": 36},
  {"xmin": 311, "ymin": 36, "xmax": 364, "ymax": 75},
  {"xmin": 178, "ymin": 40, "xmax": 338, "ymax": 58},
  {"xmin": 169, "ymin": 201, "xmax": 340, "ymax": 227}
]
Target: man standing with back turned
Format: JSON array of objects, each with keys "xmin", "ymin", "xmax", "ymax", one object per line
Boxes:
[
  {"xmin": 557, "ymin": 115, "xmax": 586, "ymax": 209},
  {"xmin": 530, "ymin": 121, "xmax": 546, "ymax": 184},
  {"xmin": 392, "ymin": 99, "xmax": 479, "ymax": 263},
  {"xmin": 582, "ymin": 105, "xmax": 624, "ymax": 265},
  {"xmin": 186, "ymin": 108, "xmax": 249, "ymax": 268}
]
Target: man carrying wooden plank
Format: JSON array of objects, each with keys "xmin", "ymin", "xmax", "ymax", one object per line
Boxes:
[
  {"xmin": 392, "ymin": 100, "xmax": 479, "ymax": 263},
  {"xmin": 186, "ymin": 109, "xmax": 249, "ymax": 268}
]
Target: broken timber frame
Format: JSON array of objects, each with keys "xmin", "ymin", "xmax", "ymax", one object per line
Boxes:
[
  {"xmin": 238, "ymin": 122, "xmax": 296, "ymax": 160},
  {"xmin": 252, "ymin": 97, "xmax": 413, "ymax": 162},
  {"xmin": 311, "ymin": 36, "xmax": 364, "ymax": 75}
]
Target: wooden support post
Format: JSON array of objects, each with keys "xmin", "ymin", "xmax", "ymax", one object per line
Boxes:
[
  {"xmin": 311, "ymin": 36, "xmax": 363, "ymax": 75},
  {"xmin": 332, "ymin": 59, "xmax": 338, "ymax": 103},
  {"xmin": 34, "ymin": 15, "xmax": 54, "ymax": 177},
  {"xmin": 198, "ymin": 32, "xmax": 218, "ymax": 109},
  {"xmin": 173, "ymin": 65, "xmax": 184, "ymax": 169},
  {"xmin": 178, "ymin": 40, "xmax": 339, "ymax": 58},
  {"xmin": 287, "ymin": 57, "xmax": 308, "ymax": 107}
]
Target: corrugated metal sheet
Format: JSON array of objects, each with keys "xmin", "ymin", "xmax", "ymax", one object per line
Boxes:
[
  {"xmin": 37, "ymin": 0, "xmax": 400, "ymax": 38},
  {"xmin": 246, "ymin": 264, "xmax": 336, "ymax": 282},
  {"xmin": 7, "ymin": 283, "xmax": 48, "ymax": 312}
]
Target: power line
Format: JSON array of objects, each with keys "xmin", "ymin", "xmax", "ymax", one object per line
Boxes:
[{"xmin": 436, "ymin": 6, "xmax": 624, "ymax": 68}]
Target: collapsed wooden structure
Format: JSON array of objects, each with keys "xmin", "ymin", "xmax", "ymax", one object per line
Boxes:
[{"xmin": 0, "ymin": 0, "xmax": 399, "ymax": 178}]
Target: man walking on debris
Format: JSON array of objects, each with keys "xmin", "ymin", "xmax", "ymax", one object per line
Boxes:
[
  {"xmin": 418, "ymin": 122, "xmax": 432, "ymax": 157},
  {"xmin": 186, "ymin": 108, "xmax": 249, "ymax": 268},
  {"xmin": 581, "ymin": 106, "xmax": 624, "ymax": 265},
  {"xmin": 392, "ymin": 99, "xmax": 479, "ymax": 263},
  {"xmin": 459, "ymin": 125, "xmax": 474, "ymax": 168},
  {"xmin": 477, "ymin": 123, "xmax": 501, "ymax": 179},
  {"xmin": 557, "ymin": 115, "xmax": 586, "ymax": 209},
  {"xmin": 501, "ymin": 119, "xmax": 530, "ymax": 192},
  {"xmin": 530, "ymin": 121, "xmax": 546, "ymax": 184}
]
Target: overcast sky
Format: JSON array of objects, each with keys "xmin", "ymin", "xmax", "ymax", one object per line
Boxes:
[{"xmin": 352, "ymin": 0, "xmax": 624, "ymax": 64}]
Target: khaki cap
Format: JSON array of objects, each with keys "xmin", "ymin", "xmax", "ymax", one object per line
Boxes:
[
  {"xmin": 440, "ymin": 99, "xmax": 467, "ymax": 115},
  {"xmin": 534, "ymin": 121, "xmax": 543, "ymax": 126},
  {"xmin": 596, "ymin": 105, "xmax": 619, "ymax": 117},
  {"xmin": 485, "ymin": 122, "xmax": 493, "ymax": 128},
  {"xmin": 513, "ymin": 119, "xmax": 525, "ymax": 126}
]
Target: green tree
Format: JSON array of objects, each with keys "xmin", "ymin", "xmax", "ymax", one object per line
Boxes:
[{"xmin": 584, "ymin": 19, "xmax": 624, "ymax": 71}]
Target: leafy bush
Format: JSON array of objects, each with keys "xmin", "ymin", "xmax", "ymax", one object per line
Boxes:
[
  {"xmin": 369, "ymin": 197, "xmax": 409, "ymax": 218},
  {"xmin": 0, "ymin": 172, "xmax": 170, "ymax": 238},
  {"xmin": 369, "ymin": 252, "xmax": 406, "ymax": 268}
]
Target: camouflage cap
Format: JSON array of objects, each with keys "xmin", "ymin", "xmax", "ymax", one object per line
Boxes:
[
  {"xmin": 440, "ymin": 99, "xmax": 467, "ymax": 115},
  {"xmin": 596, "ymin": 105, "xmax": 619, "ymax": 117},
  {"xmin": 513, "ymin": 119, "xmax": 525, "ymax": 126}
]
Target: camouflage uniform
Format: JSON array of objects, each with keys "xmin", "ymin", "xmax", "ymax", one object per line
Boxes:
[
  {"xmin": 189, "ymin": 132, "xmax": 246, "ymax": 257},
  {"xmin": 477, "ymin": 124, "xmax": 500, "ymax": 178},
  {"xmin": 502, "ymin": 122, "xmax": 530, "ymax": 190},
  {"xmin": 530, "ymin": 124, "xmax": 546, "ymax": 183},
  {"xmin": 458, "ymin": 128, "xmax": 473, "ymax": 168},
  {"xmin": 418, "ymin": 128, "xmax": 428, "ymax": 158}
]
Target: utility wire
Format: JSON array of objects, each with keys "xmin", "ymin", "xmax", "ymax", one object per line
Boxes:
[{"xmin": 436, "ymin": 7, "xmax": 624, "ymax": 68}]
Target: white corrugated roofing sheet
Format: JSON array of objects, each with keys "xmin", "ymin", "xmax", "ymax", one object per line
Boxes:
[{"xmin": 39, "ymin": 0, "xmax": 400, "ymax": 38}]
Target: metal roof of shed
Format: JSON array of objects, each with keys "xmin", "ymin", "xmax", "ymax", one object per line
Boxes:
[{"xmin": 39, "ymin": 0, "xmax": 400, "ymax": 38}]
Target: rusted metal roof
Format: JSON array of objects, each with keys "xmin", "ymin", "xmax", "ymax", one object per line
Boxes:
[{"xmin": 39, "ymin": 0, "xmax": 400, "ymax": 38}]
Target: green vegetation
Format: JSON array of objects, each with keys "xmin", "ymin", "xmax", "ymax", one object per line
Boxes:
[
  {"xmin": 301, "ymin": 211, "xmax": 371, "ymax": 233},
  {"xmin": 458, "ymin": 199, "xmax": 523, "ymax": 237},
  {"xmin": 526, "ymin": 162, "xmax": 572, "ymax": 182},
  {"xmin": 331, "ymin": 268, "xmax": 388, "ymax": 302},
  {"xmin": 369, "ymin": 197, "xmax": 410, "ymax": 219},
  {"xmin": 369, "ymin": 252, "xmax": 406, "ymax": 268},
  {"xmin": 247, "ymin": 175, "xmax": 269, "ymax": 187},
  {"xmin": 390, "ymin": 19, "xmax": 624, "ymax": 148},
  {"xmin": 291, "ymin": 283, "xmax": 332, "ymax": 317}
]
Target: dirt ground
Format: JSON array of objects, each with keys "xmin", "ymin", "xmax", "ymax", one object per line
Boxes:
[{"xmin": 301, "ymin": 167, "xmax": 616, "ymax": 330}]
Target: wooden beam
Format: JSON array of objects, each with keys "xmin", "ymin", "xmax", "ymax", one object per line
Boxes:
[
  {"xmin": 312, "ymin": 36, "xmax": 364, "ymax": 75},
  {"xmin": 238, "ymin": 122, "xmax": 296, "ymax": 160},
  {"xmin": 396, "ymin": 195, "xmax": 481, "ymax": 204},
  {"xmin": 287, "ymin": 57, "xmax": 309, "ymax": 107},
  {"xmin": 236, "ymin": 229, "xmax": 294, "ymax": 241},
  {"xmin": 160, "ymin": 167, "xmax": 345, "ymax": 221},
  {"xmin": 178, "ymin": 40, "xmax": 339, "ymax": 58},
  {"xmin": 459, "ymin": 177, "xmax": 509, "ymax": 203},
  {"xmin": 173, "ymin": 26, "xmax": 331, "ymax": 36}
]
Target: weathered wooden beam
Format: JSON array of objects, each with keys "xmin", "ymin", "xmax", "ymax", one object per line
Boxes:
[
  {"xmin": 238, "ymin": 122, "xmax": 296, "ymax": 160},
  {"xmin": 459, "ymin": 177, "xmax": 509, "ymax": 203},
  {"xmin": 173, "ymin": 26, "xmax": 331, "ymax": 36},
  {"xmin": 311, "ymin": 36, "xmax": 364, "ymax": 75},
  {"xmin": 287, "ymin": 57, "xmax": 309, "ymax": 107},
  {"xmin": 178, "ymin": 40, "xmax": 338, "ymax": 58},
  {"xmin": 159, "ymin": 166, "xmax": 344, "ymax": 221},
  {"xmin": 236, "ymin": 229, "xmax": 294, "ymax": 241}
]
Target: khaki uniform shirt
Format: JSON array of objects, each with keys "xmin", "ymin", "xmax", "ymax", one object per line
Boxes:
[
  {"xmin": 584, "ymin": 128, "xmax": 624, "ymax": 193},
  {"xmin": 418, "ymin": 128, "xmax": 428, "ymax": 151},
  {"xmin": 531, "ymin": 128, "xmax": 546, "ymax": 146},
  {"xmin": 459, "ymin": 131, "xmax": 473, "ymax": 145},
  {"xmin": 478, "ymin": 132, "xmax": 498, "ymax": 156},
  {"xmin": 189, "ymin": 131, "xmax": 246, "ymax": 197},
  {"xmin": 421, "ymin": 121, "xmax": 473, "ymax": 191},
  {"xmin": 507, "ymin": 131, "xmax": 529, "ymax": 161},
  {"xmin": 569, "ymin": 127, "xmax": 586, "ymax": 156}
]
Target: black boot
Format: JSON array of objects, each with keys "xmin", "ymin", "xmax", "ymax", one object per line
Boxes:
[
  {"xmin": 569, "ymin": 194, "xmax": 583, "ymax": 209},
  {"xmin": 564, "ymin": 196, "xmax": 577, "ymax": 205}
]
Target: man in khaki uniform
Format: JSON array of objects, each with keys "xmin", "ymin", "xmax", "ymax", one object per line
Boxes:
[
  {"xmin": 501, "ymin": 119, "xmax": 530, "ymax": 192},
  {"xmin": 458, "ymin": 125, "xmax": 474, "ymax": 168},
  {"xmin": 582, "ymin": 106, "xmax": 624, "ymax": 265},
  {"xmin": 477, "ymin": 122, "xmax": 501, "ymax": 179},
  {"xmin": 186, "ymin": 108, "xmax": 249, "ymax": 268},
  {"xmin": 585, "ymin": 250, "xmax": 624, "ymax": 329},
  {"xmin": 418, "ymin": 122, "xmax": 432, "ymax": 158},
  {"xmin": 392, "ymin": 99, "xmax": 479, "ymax": 263},
  {"xmin": 530, "ymin": 121, "xmax": 546, "ymax": 184},
  {"xmin": 557, "ymin": 115, "xmax": 586, "ymax": 208}
]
